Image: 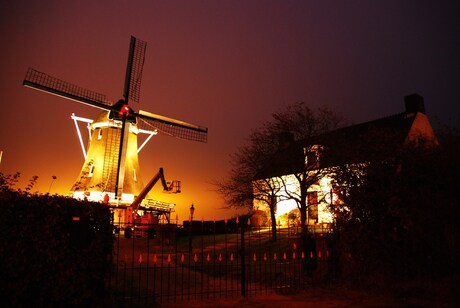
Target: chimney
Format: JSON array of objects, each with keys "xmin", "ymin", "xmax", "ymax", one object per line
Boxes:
[{"xmin": 404, "ymin": 93, "xmax": 426, "ymax": 114}]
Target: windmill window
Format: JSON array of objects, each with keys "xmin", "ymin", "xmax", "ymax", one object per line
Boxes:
[
  {"xmin": 88, "ymin": 165, "xmax": 95, "ymax": 177},
  {"xmin": 97, "ymin": 129, "xmax": 103, "ymax": 140}
]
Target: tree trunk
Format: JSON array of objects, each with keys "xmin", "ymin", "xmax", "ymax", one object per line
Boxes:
[
  {"xmin": 299, "ymin": 181, "xmax": 309, "ymax": 236},
  {"xmin": 270, "ymin": 196, "xmax": 277, "ymax": 241},
  {"xmin": 300, "ymin": 203, "xmax": 308, "ymax": 235}
]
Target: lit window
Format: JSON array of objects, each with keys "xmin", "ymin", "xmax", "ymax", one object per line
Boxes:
[
  {"xmin": 307, "ymin": 191, "xmax": 318, "ymax": 223},
  {"xmin": 304, "ymin": 145, "xmax": 322, "ymax": 168},
  {"xmin": 97, "ymin": 129, "xmax": 103, "ymax": 140}
]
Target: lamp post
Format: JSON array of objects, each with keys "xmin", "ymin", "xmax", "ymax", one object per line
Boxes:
[
  {"xmin": 188, "ymin": 203, "xmax": 195, "ymax": 253},
  {"xmin": 48, "ymin": 176, "xmax": 57, "ymax": 194}
]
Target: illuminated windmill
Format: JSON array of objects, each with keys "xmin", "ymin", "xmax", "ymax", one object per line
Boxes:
[{"xmin": 23, "ymin": 36, "xmax": 207, "ymax": 205}]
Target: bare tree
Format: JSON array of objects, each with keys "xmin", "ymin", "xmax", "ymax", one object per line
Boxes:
[
  {"xmin": 216, "ymin": 102, "xmax": 344, "ymax": 240},
  {"xmin": 265, "ymin": 104, "xmax": 344, "ymax": 235},
  {"xmin": 215, "ymin": 122, "xmax": 283, "ymax": 239}
]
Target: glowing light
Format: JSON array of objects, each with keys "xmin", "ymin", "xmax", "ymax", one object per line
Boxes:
[
  {"xmin": 73, "ymin": 191, "xmax": 134, "ymax": 204},
  {"xmin": 254, "ymin": 172, "xmax": 336, "ymax": 225}
]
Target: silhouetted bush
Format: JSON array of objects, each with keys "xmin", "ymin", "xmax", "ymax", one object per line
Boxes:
[
  {"xmin": 333, "ymin": 132, "xmax": 460, "ymax": 289},
  {"xmin": 0, "ymin": 190, "xmax": 113, "ymax": 306}
]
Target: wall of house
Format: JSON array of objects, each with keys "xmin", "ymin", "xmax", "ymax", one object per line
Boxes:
[{"xmin": 253, "ymin": 173, "xmax": 335, "ymax": 226}]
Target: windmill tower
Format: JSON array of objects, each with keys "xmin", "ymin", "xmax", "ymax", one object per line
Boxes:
[{"xmin": 23, "ymin": 36, "xmax": 207, "ymax": 207}]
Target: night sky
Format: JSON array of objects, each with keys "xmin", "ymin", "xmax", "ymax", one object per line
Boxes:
[{"xmin": 1, "ymin": 0, "xmax": 459, "ymax": 221}]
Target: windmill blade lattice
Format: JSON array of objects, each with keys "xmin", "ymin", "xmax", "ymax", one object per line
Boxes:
[
  {"xmin": 124, "ymin": 36, "xmax": 147, "ymax": 104},
  {"xmin": 23, "ymin": 68, "xmax": 112, "ymax": 110},
  {"xmin": 137, "ymin": 113, "xmax": 208, "ymax": 143}
]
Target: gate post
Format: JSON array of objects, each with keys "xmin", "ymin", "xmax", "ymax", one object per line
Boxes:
[{"xmin": 240, "ymin": 226, "xmax": 246, "ymax": 297}]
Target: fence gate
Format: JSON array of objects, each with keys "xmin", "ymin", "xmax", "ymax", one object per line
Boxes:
[{"xmin": 108, "ymin": 219, "xmax": 334, "ymax": 306}]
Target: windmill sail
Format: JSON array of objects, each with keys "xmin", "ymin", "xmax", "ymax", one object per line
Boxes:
[
  {"xmin": 124, "ymin": 36, "xmax": 146, "ymax": 104},
  {"xmin": 23, "ymin": 68, "xmax": 112, "ymax": 110},
  {"xmin": 138, "ymin": 110, "xmax": 208, "ymax": 142}
]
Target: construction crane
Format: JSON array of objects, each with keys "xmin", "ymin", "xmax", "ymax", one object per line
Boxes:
[
  {"xmin": 121, "ymin": 168, "xmax": 178, "ymax": 237},
  {"xmin": 131, "ymin": 168, "xmax": 167, "ymax": 211}
]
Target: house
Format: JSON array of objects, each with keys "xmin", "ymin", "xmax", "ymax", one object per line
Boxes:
[{"xmin": 253, "ymin": 94, "xmax": 438, "ymax": 227}]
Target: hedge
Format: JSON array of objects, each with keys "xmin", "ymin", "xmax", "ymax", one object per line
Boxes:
[{"xmin": 0, "ymin": 191, "xmax": 113, "ymax": 306}]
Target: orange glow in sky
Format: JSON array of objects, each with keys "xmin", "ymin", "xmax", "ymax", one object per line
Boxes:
[{"xmin": 1, "ymin": 1, "xmax": 459, "ymax": 222}]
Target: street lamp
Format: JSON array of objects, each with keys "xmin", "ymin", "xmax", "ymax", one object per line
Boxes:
[
  {"xmin": 48, "ymin": 176, "xmax": 57, "ymax": 194},
  {"xmin": 189, "ymin": 203, "xmax": 195, "ymax": 253}
]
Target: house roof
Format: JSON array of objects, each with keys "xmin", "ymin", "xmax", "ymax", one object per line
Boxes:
[{"xmin": 256, "ymin": 94, "xmax": 429, "ymax": 179}]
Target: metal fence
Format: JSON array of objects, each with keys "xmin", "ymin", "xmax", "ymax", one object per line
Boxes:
[{"xmin": 108, "ymin": 219, "xmax": 336, "ymax": 306}]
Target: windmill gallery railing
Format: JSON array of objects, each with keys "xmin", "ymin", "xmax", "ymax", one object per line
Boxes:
[{"xmin": 108, "ymin": 218, "xmax": 337, "ymax": 306}]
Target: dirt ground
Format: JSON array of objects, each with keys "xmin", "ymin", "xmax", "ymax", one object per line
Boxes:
[{"xmin": 160, "ymin": 284, "xmax": 458, "ymax": 308}]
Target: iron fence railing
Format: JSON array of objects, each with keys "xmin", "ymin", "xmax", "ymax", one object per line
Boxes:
[{"xmin": 108, "ymin": 219, "xmax": 335, "ymax": 306}]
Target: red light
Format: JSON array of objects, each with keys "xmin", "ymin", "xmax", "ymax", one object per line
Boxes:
[{"xmin": 119, "ymin": 104, "xmax": 130, "ymax": 117}]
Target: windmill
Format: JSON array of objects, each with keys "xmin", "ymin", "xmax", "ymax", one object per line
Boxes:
[{"xmin": 23, "ymin": 36, "xmax": 208, "ymax": 208}]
